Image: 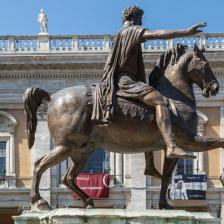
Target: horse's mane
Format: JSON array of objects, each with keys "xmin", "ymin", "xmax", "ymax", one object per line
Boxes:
[{"xmin": 149, "ymin": 44, "xmax": 186, "ymax": 87}]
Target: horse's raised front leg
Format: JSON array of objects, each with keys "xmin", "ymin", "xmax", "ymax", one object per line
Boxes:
[
  {"xmin": 30, "ymin": 145, "xmax": 71, "ymax": 210},
  {"xmin": 62, "ymin": 152, "xmax": 94, "ymax": 208},
  {"xmin": 159, "ymin": 157, "xmax": 178, "ymax": 209}
]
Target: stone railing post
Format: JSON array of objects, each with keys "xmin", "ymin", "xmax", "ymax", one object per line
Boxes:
[
  {"xmin": 8, "ymin": 37, "xmax": 15, "ymax": 52},
  {"xmin": 199, "ymin": 34, "xmax": 207, "ymax": 49},
  {"xmin": 72, "ymin": 37, "xmax": 79, "ymax": 51},
  {"xmin": 103, "ymin": 36, "xmax": 110, "ymax": 50},
  {"xmin": 38, "ymin": 34, "xmax": 50, "ymax": 52},
  {"xmin": 167, "ymin": 39, "xmax": 173, "ymax": 49}
]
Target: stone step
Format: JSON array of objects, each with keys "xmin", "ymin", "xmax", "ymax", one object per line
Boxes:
[{"xmin": 13, "ymin": 208, "xmax": 220, "ymax": 224}]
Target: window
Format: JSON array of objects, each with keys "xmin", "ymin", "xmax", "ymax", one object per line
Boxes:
[
  {"xmin": 0, "ymin": 111, "xmax": 17, "ymax": 188},
  {"xmin": 58, "ymin": 148, "xmax": 109, "ymax": 184},
  {"xmin": 176, "ymin": 159, "xmax": 193, "ymax": 175},
  {"xmin": 83, "ymin": 148, "xmax": 109, "ymax": 173},
  {"xmin": 175, "ymin": 111, "xmax": 208, "ymax": 175},
  {"xmin": 0, "ymin": 142, "xmax": 6, "ymax": 176}
]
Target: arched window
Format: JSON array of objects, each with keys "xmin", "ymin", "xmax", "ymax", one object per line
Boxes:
[{"xmin": 0, "ymin": 111, "xmax": 17, "ymax": 188}]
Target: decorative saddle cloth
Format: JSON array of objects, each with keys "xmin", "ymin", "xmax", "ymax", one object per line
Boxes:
[
  {"xmin": 114, "ymin": 96, "xmax": 154, "ymax": 121},
  {"xmin": 88, "ymin": 85, "xmax": 154, "ymax": 122}
]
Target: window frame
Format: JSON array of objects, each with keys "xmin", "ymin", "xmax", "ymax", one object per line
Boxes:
[{"xmin": 0, "ymin": 111, "xmax": 17, "ymax": 188}]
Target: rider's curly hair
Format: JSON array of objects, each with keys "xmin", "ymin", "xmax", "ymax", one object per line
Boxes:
[{"xmin": 122, "ymin": 5, "xmax": 144, "ymax": 23}]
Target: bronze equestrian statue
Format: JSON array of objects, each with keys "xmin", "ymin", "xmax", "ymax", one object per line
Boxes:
[
  {"xmin": 92, "ymin": 6, "xmax": 207, "ymax": 165},
  {"xmin": 24, "ymin": 6, "xmax": 221, "ymax": 210}
]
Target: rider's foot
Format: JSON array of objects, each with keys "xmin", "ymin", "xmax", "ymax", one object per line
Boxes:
[
  {"xmin": 98, "ymin": 111, "xmax": 112, "ymax": 126},
  {"xmin": 144, "ymin": 166, "xmax": 162, "ymax": 179},
  {"xmin": 166, "ymin": 147, "xmax": 196, "ymax": 160},
  {"xmin": 98, "ymin": 118, "xmax": 112, "ymax": 126}
]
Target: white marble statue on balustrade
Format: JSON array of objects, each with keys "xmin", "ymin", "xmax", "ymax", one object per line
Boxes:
[{"xmin": 38, "ymin": 9, "xmax": 48, "ymax": 34}]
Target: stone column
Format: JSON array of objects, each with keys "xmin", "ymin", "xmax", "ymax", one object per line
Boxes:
[
  {"xmin": 9, "ymin": 133, "xmax": 15, "ymax": 175},
  {"xmin": 130, "ymin": 153, "xmax": 146, "ymax": 209},
  {"xmin": 194, "ymin": 152, "xmax": 205, "ymax": 174},
  {"xmin": 195, "ymin": 115, "xmax": 207, "ymax": 174},
  {"xmin": 115, "ymin": 153, "xmax": 123, "ymax": 185},
  {"xmin": 198, "ymin": 152, "xmax": 204, "ymax": 174},
  {"xmin": 123, "ymin": 154, "xmax": 127, "ymax": 186},
  {"xmin": 110, "ymin": 152, "xmax": 115, "ymax": 175},
  {"xmin": 220, "ymin": 106, "xmax": 224, "ymax": 173},
  {"xmin": 220, "ymin": 106, "xmax": 224, "ymax": 223},
  {"xmin": 31, "ymin": 105, "xmax": 51, "ymax": 205}
]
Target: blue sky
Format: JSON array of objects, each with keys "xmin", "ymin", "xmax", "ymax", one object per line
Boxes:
[{"xmin": 0, "ymin": 0, "xmax": 223, "ymax": 36}]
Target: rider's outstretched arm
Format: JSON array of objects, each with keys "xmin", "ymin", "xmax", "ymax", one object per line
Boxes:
[{"xmin": 141, "ymin": 23, "xmax": 206, "ymax": 40}]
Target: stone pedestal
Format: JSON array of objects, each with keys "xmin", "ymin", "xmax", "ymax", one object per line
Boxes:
[
  {"xmin": 13, "ymin": 208, "xmax": 220, "ymax": 224},
  {"xmin": 38, "ymin": 34, "xmax": 49, "ymax": 52},
  {"xmin": 220, "ymin": 202, "xmax": 224, "ymax": 224}
]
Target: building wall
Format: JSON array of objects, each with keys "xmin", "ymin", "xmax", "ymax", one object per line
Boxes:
[{"xmin": 0, "ymin": 35, "xmax": 224, "ymax": 220}]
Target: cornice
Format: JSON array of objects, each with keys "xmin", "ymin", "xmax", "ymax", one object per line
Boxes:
[
  {"xmin": 0, "ymin": 63, "xmax": 105, "ymax": 71},
  {"xmin": 0, "ymin": 69, "xmax": 224, "ymax": 79},
  {"xmin": 0, "ymin": 70, "xmax": 104, "ymax": 79}
]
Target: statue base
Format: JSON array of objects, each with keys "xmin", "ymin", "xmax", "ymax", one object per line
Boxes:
[{"xmin": 13, "ymin": 208, "xmax": 220, "ymax": 224}]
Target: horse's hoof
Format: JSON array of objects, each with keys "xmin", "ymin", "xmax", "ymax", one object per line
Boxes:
[
  {"xmin": 30, "ymin": 193, "xmax": 41, "ymax": 204},
  {"xmin": 85, "ymin": 198, "xmax": 95, "ymax": 209},
  {"xmin": 159, "ymin": 203, "xmax": 174, "ymax": 210},
  {"xmin": 166, "ymin": 147, "xmax": 196, "ymax": 160},
  {"xmin": 36, "ymin": 199, "xmax": 52, "ymax": 211},
  {"xmin": 86, "ymin": 204, "xmax": 94, "ymax": 209}
]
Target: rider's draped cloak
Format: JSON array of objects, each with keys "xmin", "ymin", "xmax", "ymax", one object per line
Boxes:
[{"xmin": 92, "ymin": 25, "xmax": 156, "ymax": 122}]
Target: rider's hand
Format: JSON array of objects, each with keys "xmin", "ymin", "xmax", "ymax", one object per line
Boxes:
[{"xmin": 188, "ymin": 23, "xmax": 207, "ymax": 35}]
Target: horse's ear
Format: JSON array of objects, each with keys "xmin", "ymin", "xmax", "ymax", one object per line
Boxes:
[
  {"xmin": 200, "ymin": 45, "xmax": 205, "ymax": 53},
  {"xmin": 193, "ymin": 44, "xmax": 200, "ymax": 53}
]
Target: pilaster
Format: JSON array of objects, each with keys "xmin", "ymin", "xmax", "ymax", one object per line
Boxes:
[
  {"xmin": 31, "ymin": 104, "xmax": 51, "ymax": 204},
  {"xmin": 130, "ymin": 153, "xmax": 146, "ymax": 209}
]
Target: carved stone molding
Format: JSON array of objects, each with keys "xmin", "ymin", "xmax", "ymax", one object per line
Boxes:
[
  {"xmin": 0, "ymin": 71, "xmax": 103, "ymax": 79},
  {"xmin": 197, "ymin": 111, "xmax": 208, "ymax": 136},
  {"xmin": 0, "ymin": 111, "xmax": 17, "ymax": 133}
]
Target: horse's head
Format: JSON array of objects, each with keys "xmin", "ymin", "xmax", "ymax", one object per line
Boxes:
[{"xmin": 186, "ymin": 45, "xmax": 219, "ymax": 98}]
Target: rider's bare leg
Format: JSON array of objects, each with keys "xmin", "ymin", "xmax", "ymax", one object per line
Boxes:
[
  {"xmin": 144, "ymin": 152, "xmax": 162, "ymax": 179},
  {"xmin": 142, "ymin": 92, "xmax": 195, "ymax": 160},
  {"xmin": 156, "ymin": 104, "xmax": 195, "ymax": 159}
]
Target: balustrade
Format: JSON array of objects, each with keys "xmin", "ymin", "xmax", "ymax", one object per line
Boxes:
[
  {"xmin": 0, "ymin": 37, "xmax": 38, "ymax": 52},
  {"xmin": 0, "ymin": 33, "xmax": 223, "ymax": 53}
]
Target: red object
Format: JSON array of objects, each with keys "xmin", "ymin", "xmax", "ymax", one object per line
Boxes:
[{"xmin": 72, "ymin": 173, "xmax": 110, "ymax": 199}]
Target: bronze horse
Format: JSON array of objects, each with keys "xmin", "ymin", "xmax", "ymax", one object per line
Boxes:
[{"xmin": 24, "ymin": 44, "xmax": 222, "ymax": 210}]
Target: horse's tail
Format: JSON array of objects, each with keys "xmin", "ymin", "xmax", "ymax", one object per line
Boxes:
[{"xmin": 23, "ymin": 87, "xmax": 51, "ymax": 149}]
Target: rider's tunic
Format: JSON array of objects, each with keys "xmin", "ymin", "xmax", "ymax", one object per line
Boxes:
[{"xmin": 92, "ymin": 25, "xmax": 156, "ymax": 122}]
